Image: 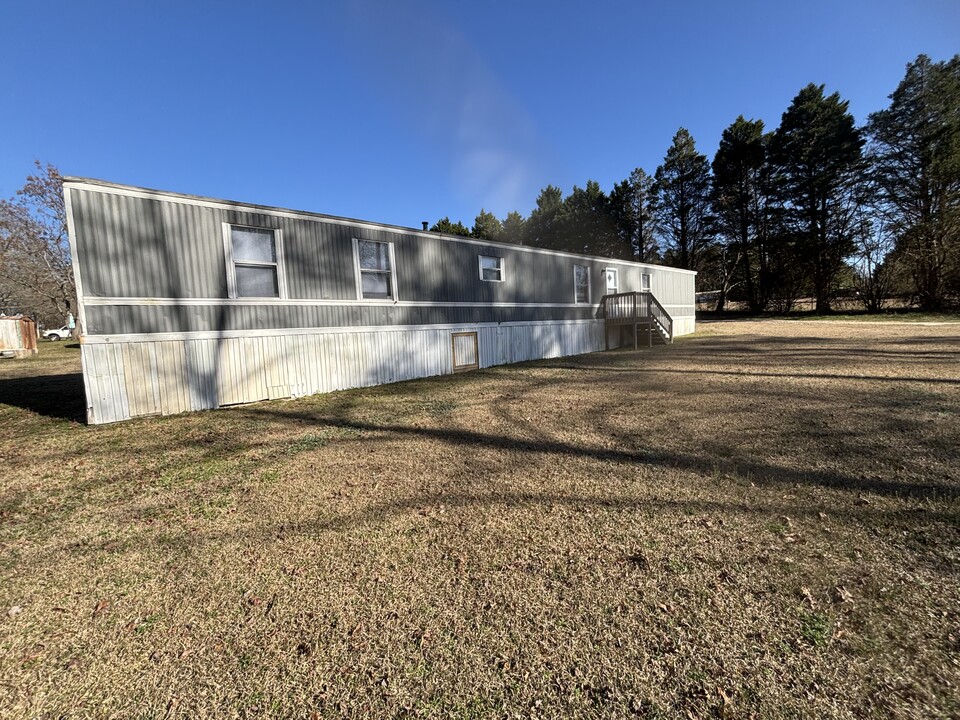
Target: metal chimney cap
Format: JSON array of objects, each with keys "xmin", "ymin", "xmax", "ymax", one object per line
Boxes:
[{"xmin": 421, "ymin": 221, "xmax": 429, "ymax": 231}]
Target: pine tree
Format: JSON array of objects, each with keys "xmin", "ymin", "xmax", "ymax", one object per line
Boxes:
[
  {"xmin": 711, "ymin": 116, "xmax": 773, "ymax": 311},
  {"xmin": 653, "ymin": 128, "xmax": 715, "ymax": 271},
  {"xmin": 501, "ymin": 211, "xmax": 526, "ymax": 245},
  {"xmin": 558, "ymin": 180, "xmax": 617, "ymax": 255},
  {"xmin": 768, "ymin": 84, "xmax": 865, "ymax": 313},
  {"xmin": 609, "ymin": 168, "xmax": 658, "ymax": 262},
  {"xmin": 471, "ymin": 209, "xmax": 503, "ymax": 242},
  {"xmin": 866, "ymin": 54, "xmax": 960, "ymax": 310},
  {"xmin": 524, "ymin": 185, "xmax": 564, "ymax": 249},
  {"xmin": 430, "ymin": 217, "xmax": 471, "ymax": 236}
]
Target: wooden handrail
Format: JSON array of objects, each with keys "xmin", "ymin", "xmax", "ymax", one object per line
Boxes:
[
  {"xmin": 647, "ymin": 292, "xmax": 674, "ymax": 344},
  {"xmin": 600, "ymin": 291, "xmax": 673, "ymax": 344}
]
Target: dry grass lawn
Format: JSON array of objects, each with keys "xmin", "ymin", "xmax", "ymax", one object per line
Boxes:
[{"xmin": 1, "ymin": 321, "xmax": 958, "ymax": 719}]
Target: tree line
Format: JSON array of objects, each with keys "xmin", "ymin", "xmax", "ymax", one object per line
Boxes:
[
  {"xmin": 1, "ymin": 55, "xmax": 956, "ymax": 326},
  {"xmin": 435, "ymin": 54, "xmax": 960, "ymax": 313}
]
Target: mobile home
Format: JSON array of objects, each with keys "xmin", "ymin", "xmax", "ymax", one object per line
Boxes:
[{"xmin": 64, "ymin": 178, "xmax": 696, "ymax": 424}]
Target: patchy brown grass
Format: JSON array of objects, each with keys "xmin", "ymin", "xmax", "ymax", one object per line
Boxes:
[{"xmin": 1, "ymin": 321, "xmax": 958, "ymax": 719}]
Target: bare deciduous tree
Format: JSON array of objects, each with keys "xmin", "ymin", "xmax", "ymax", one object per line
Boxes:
[
  {"xmin": 0, "ymin": 162, "xmax": 75, "ymax": 327},
  {"xmin": 851, "ymin": 207, "xmax": 896, "ymax": 313}
]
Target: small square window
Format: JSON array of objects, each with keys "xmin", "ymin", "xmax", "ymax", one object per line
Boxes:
[
  {"xmin": 574, "ymin": 264, "xmax": 590, "ymax": 304},
  {"xmin": 479, "ymin": 255, "xmax": 504, "ymax": 282},
  {"xmin": 225, "ymin": 225, "xmax": 282, "ymax": 298},
  {"xmin": 355, "ymin": 239, "xmax": 397, "ymax": 300}
]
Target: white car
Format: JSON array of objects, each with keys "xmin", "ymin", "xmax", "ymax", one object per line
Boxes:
[{"xmin": 43, "ymin": 326, "xmax": 72, "ymax": 341}]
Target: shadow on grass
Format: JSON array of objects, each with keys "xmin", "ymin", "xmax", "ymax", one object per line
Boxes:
[
  {"xmin": 249, "ymin": 406, "xmax": 959, "ymax": 502},
  {"xmin": 0, "ymin": 372, "xmax": 86, "ymax": 423},
  {"xmin": 538, "ymin": 364, "xmax": 960, "ymax": 385}
]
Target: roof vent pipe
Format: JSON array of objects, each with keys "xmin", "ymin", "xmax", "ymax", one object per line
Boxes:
[{"xmin": 422, "ymin": 221, "xmax": 429, "ymax": 231}]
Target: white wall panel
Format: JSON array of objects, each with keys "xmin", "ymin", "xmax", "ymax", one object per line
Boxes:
[
  {"xmin": 82, "ymin": 317, "xmax": 693, "ymax": 424},
  {"xmin": 80, "ymin": 320, "xmax": 616, "ymax": 423}
]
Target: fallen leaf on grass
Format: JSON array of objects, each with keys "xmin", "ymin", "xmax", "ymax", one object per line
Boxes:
[
  {"xmin": 833, "ymin": 586, "xmax": 853, "ymax": 604},
  {"xmin": 718, "ymin": 686, "xmax": 734, "ymax": 717},
  {"xmin": 92, "ymin": 599, "xmax": 110, "ymax": 618},
  {"xmin": 20, "ymin": 649, "xmax": 43, "ymax": 664}
]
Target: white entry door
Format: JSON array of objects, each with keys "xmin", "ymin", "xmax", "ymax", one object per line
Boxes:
[{"xmin": 605, "ymin": 268, "xmax": 619, "ymax": 294}]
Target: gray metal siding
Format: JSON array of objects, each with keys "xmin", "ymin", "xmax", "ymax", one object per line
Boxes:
[
  {"xmin": 73, "ymin": 190, "xmax": 227, "ymax": 298},
  {"xmin": 70, "ymin": 184, "xmax": 695, "ymax": 334},
  {"xmin": 85, "ymin": 304, "xmax": 601, "ymax": 336}
]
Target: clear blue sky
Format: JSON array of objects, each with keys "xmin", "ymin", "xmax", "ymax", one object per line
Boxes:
[{"xmin": 2, "ymin": 0, "xmax": 958, "ymax": 229}]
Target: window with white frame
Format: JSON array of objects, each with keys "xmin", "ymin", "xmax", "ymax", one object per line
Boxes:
[
  {"xmin": 479, "ymin": 255, "xmax": 504, "ymax": 282},
  {"xmin": 574, "ymin": 264, "xmax": 590, "ymax": 304},
  {"xmin": 226, "ymin": 225, "xmax": 282, "ymax": 298},
  {"xmin": 641, "ymin": 272, "xmax": 651, "ymax": 292},
  {"xmin": 355, "ymin": 239, "xmax": 396, "ymax": 299},
  {"xmin": 604, "ymin": 268, "xmax": 619, "ymax": 293}
]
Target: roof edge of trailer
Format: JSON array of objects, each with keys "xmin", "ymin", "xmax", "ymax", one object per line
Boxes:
[{"xmin": 62, "ymin": 177, "xmax": 698, "ymax": 275}]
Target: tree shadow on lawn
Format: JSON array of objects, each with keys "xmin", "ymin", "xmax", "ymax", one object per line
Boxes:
[
  {"xmin": 248, "ymin": 406, "xmax": 960, "ymax": 502},
  {"xmin": 540, "ymin": 333, "xmax": 960, "ymax": 382},
  {"xmin": 0, "ymin": 372, "xmax": 86, "ymax": 423},
  {"xmin": 281, "ymin": 488, "xmax": 960, "ymax": 543},
  {"xmin": 539, "ymin": 365, "xmax": 960, "ymax": 386}
]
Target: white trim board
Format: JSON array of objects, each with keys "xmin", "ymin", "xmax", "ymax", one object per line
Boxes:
[
  {"xmin": 81, "ymin": 295, "xmax": 695, "ymax": 310},
  {"xmin": 63, "ymin": 178, "xmax": 698, "ymax": 275},
  {"xmin": 81, "ymin": 318, "xmax": 606, "ymax": 344},
  {"xmin": 64, "ymin": 186, "xmax": 88, "ymax": 333},
  {"xmin": 64, "ymin": 185, "xmax": 96, "ymax": 420}
]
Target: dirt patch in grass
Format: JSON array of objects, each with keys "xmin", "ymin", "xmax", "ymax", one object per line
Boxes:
[{"xmin": 1, "ymin": 321, "xmax": 958, "ymax": 718}]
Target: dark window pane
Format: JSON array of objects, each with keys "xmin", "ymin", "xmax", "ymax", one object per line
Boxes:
[
  {"xmin": 235, "ymin": 264, "xmax": 279, "ymax": 297},
  {"xmin": 232, "ymin": 227, "xmax": 276, "ymax": 263},
  {"xmin": 482, "ymin": 267, "xmax": 500, "ymax": 281}
]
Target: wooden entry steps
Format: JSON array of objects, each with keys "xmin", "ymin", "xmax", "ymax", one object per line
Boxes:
[{"xmin": 600, "ymin": 291, "xmax": 674, "ymax": 350}]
